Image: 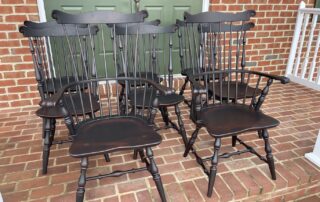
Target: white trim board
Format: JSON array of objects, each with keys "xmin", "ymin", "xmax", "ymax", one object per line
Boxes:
[{"xmin": 37, "ymin": 0, "xmax": 210, "ymax": 22}]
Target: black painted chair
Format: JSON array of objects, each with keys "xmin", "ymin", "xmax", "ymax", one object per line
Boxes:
[
  {"xmin": 176, "ymin": 11, "xmax": 258, "ymax": 106},
  {"xmin": 181, "ymin": 10, "xmax": 290, "ymax": 197},
  {"xmin": 51, "ymin": 10, "xmax": 167, "ymax": 202},
  {"xmin": 113, "ymin": 23, "xmax": 188, "ymax": 149},
  {"xmin": 19, "ymin": 21, "xmax": 102, "ymax": 174}
]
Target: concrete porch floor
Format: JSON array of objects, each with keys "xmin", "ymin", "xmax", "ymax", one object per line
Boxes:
[{"xmin": 0, "ymin": 82, "xmax": 320, "ymax": 202}]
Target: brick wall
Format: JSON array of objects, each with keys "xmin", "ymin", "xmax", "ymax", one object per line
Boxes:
[
  {"xmin": 0, "ymin": 0, "xmax": 316, "ymax": 110},
  {"xmin": 0, "ymin": 0, "xmax": 40, "ymax": 109}
]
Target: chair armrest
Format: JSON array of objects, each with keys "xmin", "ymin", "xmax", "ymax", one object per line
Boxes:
[
  {"xmin": 246, "ymin": 70, "xmax": 290, "ymax": 84},
  {"xmin": 40, "ymin": 85, "xmax": 67, "ymax": 107}
]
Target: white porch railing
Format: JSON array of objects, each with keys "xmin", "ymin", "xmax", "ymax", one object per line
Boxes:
[
  {"xmin": 287, "ymin": 1, "xmax": 320, "ymax": 168},
  {"xmin": 286, "ymin": 1, "xmax": 320, "ymax": 91}
]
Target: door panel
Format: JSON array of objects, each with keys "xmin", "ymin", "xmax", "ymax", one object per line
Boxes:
[{"xmin": 43, "ymin": 0, "xmax": 202, "ymax": 75}]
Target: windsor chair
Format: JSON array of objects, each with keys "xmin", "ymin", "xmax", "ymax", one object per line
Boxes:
[
  {"xmin": 19, "ymin": 22, "xmax": 102, "ymax": 174},
  {"xmin": 176, "ymin": 12, "xmax": 258, "ymax": 106},
  {"xmin": 181, "ymin": 10, "xmax": 290, "ymax": 197},
  {"xmin": 113, "ymin": 23, "xmax": 188, "ymax": 149},
  {"xmin": 51, "ymin": 9, "xmax": 167, "ymax": 201}
]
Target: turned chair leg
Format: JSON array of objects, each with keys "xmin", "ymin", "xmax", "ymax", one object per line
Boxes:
[
  {"xmin": 133, "ymin": 149, "xmax": 146, "ymax": 162},
  {"xmin": 160, "ymin": 107, "xmax": 169, "ymax": 126},
  {"xmin": 76, "ymin": 157, "xmax": 88, "ymax": 202},
  {"xmin": 138, "ymin": 149, "xmax": 146, "ymax": 162},
  {"xmin": 104, "ymin": 153, "xmax": 110, "ymax": 162},
  {"xmin": 49, "ymin": 118, "xmax": 56, "ymax": 144},
  {"xmin": 145, "ymin": 147, "xmax": 166, "ymax": 202},
  {"xmin": 207, "ymin": 138, "xmax": 221, "ymax": 197},
  {"xmin": 183, "ymin": 126, "xmax": 200, "ymax": 157},
  {"xmin": 174, "ymin": 105, "xmax": 188, "ymax": 147},
  {"xmin": 42, "ymin": 118, "xmax": 52, "ymax": 175},
  {"xmin": 261, "ymin": 129, "xmax": 276, "ymax": 180},
  {"xmin": 232, "ymin": 136, "xmax": 237, "ymax": 147}
]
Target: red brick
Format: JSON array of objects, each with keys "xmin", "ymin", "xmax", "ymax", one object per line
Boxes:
[
  {"xmin": 5, "ymin": 15, "xmax": 27, "ymax": 22},
  {"xmin": 2, "ymin": 0, "xmax": 24, "ymax": 3},
  {"xmin": 117, "ymin": 179, "xmax": 147, "ymax": 193},
  {"xmin": 15, "ymin": 6, "xmax": 38, "ymax": 13},
  {"xmin": 17, "ymin": 177, "xmax": 49, "ymax": 191},
  {"xmin": 165, "ymin": 183, "xmax": 188, "ymax": 202},
  {"xmin": 30, "ymin": 184, "xmax": 64, "ymax": 199},
  {"xmin": 120, "ymin": 193, "xmax": 136, "ymax": 202},
  {"xmin": 181, "ymin": 181, "xmax": 203, "ymax": 202},
  {"xmin": 85, "ymin": 185, "xmax": 116, "ymax": 200},
  {"xmin": 0, "ymin": 6, "xmax": 13, "ymax": 14}
]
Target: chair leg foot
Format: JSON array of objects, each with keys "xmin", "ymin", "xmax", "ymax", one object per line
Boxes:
[
  {"xmin": 183, "ymin": 126, "xmax": 200, "ymax": 157},
  {"xmin": 104, "ymin": 153, "xmax": 110, "ymax": 162},
  {"xmin": 138, "ymin": 149, "xmax": 146, "ymax": 162},
  {"xmin": 146, "ymin": 147, "xmax": 166, "ymax": 202},
  {"xmin": 174, "ymin": 105, "xmax": 188, "ymax": 147},
  {"xmin": 258, "ymin": 130, "xmax": 263, "ymax": 138},
  {"xmin": 133, "ymin": 149, "xmax": 138, "ymax": 160},
  {"xmin": 42, "ymin": 118, "xmax": 52, "ymax": 175},
  {"xmin": 207, "ymin": 138, "xmax": 221, "ymax": 197},
  {"xmin": 76, "ymin": 157, "xmax": 88, "ymax": 202},
  {"xmin": 160, "ymin": 107, "xmax": 169, "ymax": 126},
  {"xmin": 232, "ymin": 136, "xmax": 237, "ymax": 147},
  {"xmin": 261, "ymin": 129, "xmax": 276, "ymax": 180},
  {"xmin": 179, "ymin": 77, "xmax": 188, "ymax": 96}
]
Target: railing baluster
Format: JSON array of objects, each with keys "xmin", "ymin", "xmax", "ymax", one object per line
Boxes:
[
  {"xmin": 301, "ymin": 14, "xmax": 318, "ymax": 79},
  {"xmin": 293, "ymin": 13, "xmax": 309, "ymax": 77}
]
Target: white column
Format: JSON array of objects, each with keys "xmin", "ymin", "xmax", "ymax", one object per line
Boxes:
[
  {"xmin": 37, "ymin": 0, "xmax": 47, "ymax": 22},
  {"xmin": 305, "ymin": 130, "xmax": 320, "ymax": 167}
]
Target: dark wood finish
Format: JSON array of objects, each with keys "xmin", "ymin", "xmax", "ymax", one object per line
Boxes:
[
  {"xmin": 114, "ymin": 23, "xmax": 188, "ymax": 147},
  {"xmin": 69, "ymin": 117, "xmax": 161, "ymax": 157},
  {"xmin": 181, "ymin": 10, "xmax": 289, "ymax": 197},
  {"xmin": 44, "ymin": 15, "xmax": 167, "ymax": 201},
  {"xmin": 41, "ymin": 77, "xmax": 168, "ymax": 202},
  {"xmin": 52, "ymin": 9, "xmax": 148, "ymax": 24},
  {"xmin": 200, "ymin": 104, "xmax": 279, "ymax": 137},
  {"xmin": 176, "ymin": 14, "xmax": 260, "ymax": 106},
  {"xmin": 19, "ymin": 21, "xmax": 100, "ymax": 174},
  {"xmin": 184, "ymin": 10, "xmax": 256, "ymax": 23}
]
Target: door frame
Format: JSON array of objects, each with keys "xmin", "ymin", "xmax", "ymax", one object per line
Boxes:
[{"xmin": 37, "ymin": 0, "xmax": 210, "ymax": 22}]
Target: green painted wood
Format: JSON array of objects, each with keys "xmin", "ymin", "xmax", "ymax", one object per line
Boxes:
[
  {"xmin": 43, "ymin": 0, "xmax": 202, "ymax": 75},
  {"xmin": 316, "ymin": 0, "xmax": 320, "ymax": 8}
]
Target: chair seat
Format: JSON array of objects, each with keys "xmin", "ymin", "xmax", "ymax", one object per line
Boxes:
[
  {"xmin": 36, "ymin": 93, "xmax": 100, "ymax": 118},
  {"xmin": 200, "ymin": 104, "xmax": 279, "ymax": 137},
  {"xmin": 129, "ymin": 88, "xmax": 184, "ymax": 107},
  {"xmin": 209, "ymin": 81, "xmax": 262, "ymax": 100},
  {"xmin": 69, "ymin": 117, "xmax": 162, "ymax": 157}
]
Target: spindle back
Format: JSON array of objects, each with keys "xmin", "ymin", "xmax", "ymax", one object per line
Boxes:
[
  {"xmin": 114, "ymin": 23, "xmax": 177, "ymax": 89},
  {"xmin": 52, "ymin": 10, "xmax": 148, "ymax": 79},
  {"xmin": 19, "ymin": 21, "xmax": 99, "ymax": 100},
  {"xmin": 177, "ymin": 10, "xmax": 256, "ymax": 78}
]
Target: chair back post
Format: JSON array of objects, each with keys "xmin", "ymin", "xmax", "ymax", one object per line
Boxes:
[
  {"xmin": 168, "ymin": 33, "xmax": 173, "ymax": 89},
  {"xmin": 177, "ymin": 21, "xmax": 186, "ymax": 74}
]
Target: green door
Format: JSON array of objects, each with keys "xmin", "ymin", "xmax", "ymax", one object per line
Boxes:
[{"xmin": 43, "ymin": 0, "xmax": 202, "ymax": 74}]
